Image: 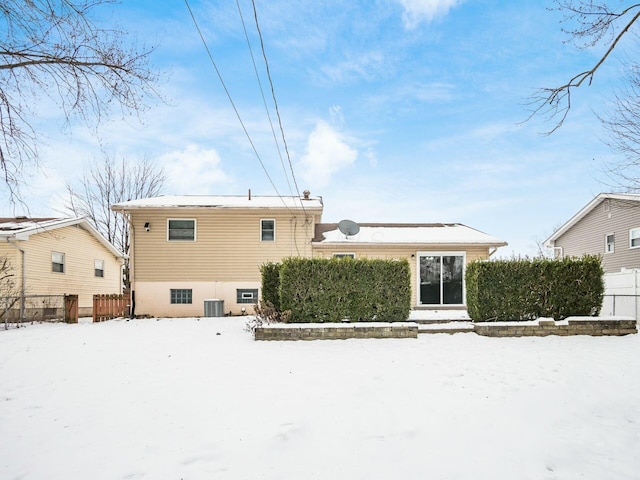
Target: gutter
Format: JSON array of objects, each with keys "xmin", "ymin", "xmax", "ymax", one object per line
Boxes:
[{"xmin": 5, "ymin": 237, "xmax": 25, "ymax": 323}]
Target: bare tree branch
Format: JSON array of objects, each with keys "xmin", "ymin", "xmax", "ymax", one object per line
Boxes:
[
  {"xmin": 527, "ymin": 1, "xmax": 640, "ymax": 134},
  {"xmin": 0, "ymin": 0, "xmax": 160, "ymax": 202},
  {"xmin": 63, "ymin": 153, "xmax": 165, "ymax": 290},
  {"xmin": 597, "ymin": 63, "xmax": 640, "ymax": 191}
]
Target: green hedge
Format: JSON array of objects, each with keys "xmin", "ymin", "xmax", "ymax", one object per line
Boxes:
[
  {"xmin": 466, "ymin": 255, "xmax": 604, "ymax": 321},
  {"xmin": 260, "ymin": 262, "xmax": 281, "ymax": 311},
  {"xmin": 274, "ymin": 257, "xmax": 411, "ymax": 323}
]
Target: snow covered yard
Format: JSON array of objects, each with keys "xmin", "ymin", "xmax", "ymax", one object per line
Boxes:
[{"xmin": 1, "ymin": 317, "xmax": 639, "ymax": 480}]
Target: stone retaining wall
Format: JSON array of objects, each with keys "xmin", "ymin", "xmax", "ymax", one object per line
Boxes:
[
  {"xmin": 254, "ymin": 322, "xmax": 418, "ymax": 341},
  {"xmin": 473, "ymin": 316, "xmax": 637, "ymax": 337},
  {"xmin": 254, "ymin": 317, "xmax": 636, "ymax": 340}
]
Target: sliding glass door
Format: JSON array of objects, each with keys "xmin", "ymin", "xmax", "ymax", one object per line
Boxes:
[{"xmin": 418, "ymin": 253, "xmax": 465, "ymax": 305}]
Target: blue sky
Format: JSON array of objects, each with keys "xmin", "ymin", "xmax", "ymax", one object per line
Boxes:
[{"xmin": 2, "ymin": 0, "xmax": 627, "ymax": 256}]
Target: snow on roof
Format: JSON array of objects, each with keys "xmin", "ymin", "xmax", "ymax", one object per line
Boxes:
[
  {"xmin": 111, "ymin": 195, "xmax": 323, "ymax": 211},
  {"xmin": 0, "ymin": 217, "xmax": 73, "ymax": 236},
  {"xmin": 0, "ymin": 217, "xmax": 125, "ymax": 258},
  {"xmin": 545, "ymin": 193, "xmax": 640, "ymax": 246},
  {"xmin": 314, "ymin": 223, "xmax": 507, "ymax": 246}
]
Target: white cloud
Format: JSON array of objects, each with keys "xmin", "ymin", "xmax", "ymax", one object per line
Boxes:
[
  {"xmin": 298, "ymin": 121, "xmax": 358, "ymax": 188},
  {"xmin": 320, "ymin": 51, "xmax": 387, "ymax": 84},
  {"xmin": 398, "ymin": 0, "xmax": 463, "ymax": 29},
  {"xmin": 158, "ymin": 145, "xmax": 232, "ymax": 194}
]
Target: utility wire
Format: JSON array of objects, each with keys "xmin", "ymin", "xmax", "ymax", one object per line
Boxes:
[
  {"xmin": 250, "ymin": 0, "xmax": 307, "ymax": 217},
  {"xmin": 235, "ymin": 0, "xmax": 294, "ymax": 198},
  {"xmin": 184, "ymin": 0, "xmax": 292, "ymax": 212}
]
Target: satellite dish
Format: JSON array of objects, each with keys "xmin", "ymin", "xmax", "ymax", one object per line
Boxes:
[{"xmin": 338, "ymin": 219, "xmax": 360, "ymax": 237}]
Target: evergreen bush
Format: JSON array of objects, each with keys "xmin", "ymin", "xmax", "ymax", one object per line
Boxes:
[
  {"xmin": 273, "ymin": 257, "xmax": 411, "ymax": 323},
  {"xmin": 466, "ymin": 255, "xmax": 604, "ymax": 321},
  {"xmin": 260, "ymin": 262, "xmax": 281, "ymax": 311}
]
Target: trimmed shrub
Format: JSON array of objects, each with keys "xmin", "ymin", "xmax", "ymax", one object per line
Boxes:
[
  {"xmin": 466, "ymin": 255, "xmax": 604, "ymax": 321},
  {"xmin": 260, "ymin": 262, "xmax": 281, "ymax": 311},
  {"xmin": 277, "ymin": 257, "xmax": 411, "ymax": 323}
]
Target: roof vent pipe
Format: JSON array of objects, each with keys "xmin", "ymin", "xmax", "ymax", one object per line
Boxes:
[
  {"xmin": 248, "ymin": 189, "xmax": 251, "ymax": 201},
  {"xmin": 303, "ymin": 190, "xmax": 310, "ymax": 200}
]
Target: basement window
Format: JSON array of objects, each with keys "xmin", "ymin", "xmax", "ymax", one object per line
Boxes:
[
  {"xmin": 170, "ymin": 289, "xmax": 192, "ymax": 304},
  {"xmin": 237, "ymin": 289, "xmax": 258, "ymax": 304}
]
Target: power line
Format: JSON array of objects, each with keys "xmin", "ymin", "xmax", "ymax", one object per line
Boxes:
[
  {"xmin": 235, "ymin": 0, "xmax": 294, "ymax": 198},
  {"xmin": 184, "ymin": 0, "xmax": 291, "ymax": 212},
  {"xmin": 250, "ymin": 0, "xmax": 307, "ymax": 216}
]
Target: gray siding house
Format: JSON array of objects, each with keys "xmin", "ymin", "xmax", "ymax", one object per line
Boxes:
[
  {"xmin": 545, "ymin": 193, "xmax": 640, "ymax": 319},
  {"xmin": 545, "ymin": 193, "xmax": 640, "ymax": 273}
]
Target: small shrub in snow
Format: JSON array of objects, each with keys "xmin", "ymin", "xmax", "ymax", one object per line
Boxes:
[{"xmin": 245, "ymin": 301, "xmax": 291, "ymax": 333}]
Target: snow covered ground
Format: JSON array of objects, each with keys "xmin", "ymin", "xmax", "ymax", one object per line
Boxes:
[{"xmin": 1, "ymin": 317, "xmax": 639, "ymax": 480}]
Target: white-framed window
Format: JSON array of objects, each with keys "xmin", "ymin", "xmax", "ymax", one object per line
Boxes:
[
  {"xmin": 261, "ymin": 219, "xmax": 275, "ymax": 242},
  {"xmin": 605, "ymin": 234, "xmax": 615, "ymax": 253},
  {"xmin": 94, "ymin": 259, "xmax": 105, "ymax": 277},
  {"xmin": 333, "ymin": 253, "xmax": 356, "ymax": 259},
  {"xmin": 168, "ymin": 219, "xmax": 196, "ymax": 241},
  {"xmin": 630, "ymin": 228, "xmax": 640, "ymax": 249},
  {"xmin": 170, "ymin": 289, "xmax": 192, "ymax": 304},
  {"xmin": 417, "ymin": 252, "xmax": 466, "ymax": 306},
  {"xmin": 52, "ymin": 252, "xmax": 65, "ymax": 273},
  {"xmin": 237, "ymin": 288, "xmax": 258, "ymax": 304}
]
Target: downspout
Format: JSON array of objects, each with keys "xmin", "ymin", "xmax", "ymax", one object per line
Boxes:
[
  {"xmin": 121, "ymin": 212, "xmax": 135, "ymax": 318},
  {"xmin": 633, "ymin": 269, "xmax": 640, "ymax": 319},
  {"xmin": 6, "ymin": 237, "xmax": 25, "ymax": 323}
]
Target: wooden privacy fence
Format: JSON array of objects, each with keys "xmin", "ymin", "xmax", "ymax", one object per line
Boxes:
[
  {"xmin": 93, "ymin": 294, "xmax": 128, "ymax": 322},
  {"xmin": 64, "ymin": 294, "xmax": 78, "ymax": 323}
]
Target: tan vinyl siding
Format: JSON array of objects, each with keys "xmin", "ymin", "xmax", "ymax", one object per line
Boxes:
[
  {"xmin": 130, "ymin": 208, "xmax": 319, "ymax": 283},
  {"xmin": 0, "ymin": 243, "xmax": 21, "ymax": 286},
  {"xmin": 555, "ymin": 199, "xmax": 640, "ymax": 273},
  {"xmin": 2, "ymin": 225, "xmax": 122, "ymax": 310}
]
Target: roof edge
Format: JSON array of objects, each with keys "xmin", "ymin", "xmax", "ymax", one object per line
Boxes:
[
  {"xmin": 1, "ymin": 217, "xmax": 125, "ymax": 259},
  {"xmin": 544, "ymin": 193, "xmax": 640, "ymax": 246}
]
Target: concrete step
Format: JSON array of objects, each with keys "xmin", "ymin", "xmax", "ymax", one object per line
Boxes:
[
  {"xmin": 412, "ymin": 318, "xmax": 470, "ymax": 325},
  {"xmin": 417, "ymin": 322, "xmax": 474, "ymax": 334}
]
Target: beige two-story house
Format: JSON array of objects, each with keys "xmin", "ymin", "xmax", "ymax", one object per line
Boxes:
[
  {"xmin": 0, "ymin": 217, "xmax": 125, "ymax": 318},
  {"xmin": 112, "ymin": 193, "xmax": 507, "ymax": 317},
  {"xmin": 111, "ymin": 193, "xmax": 324, "ymax": 317}
]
